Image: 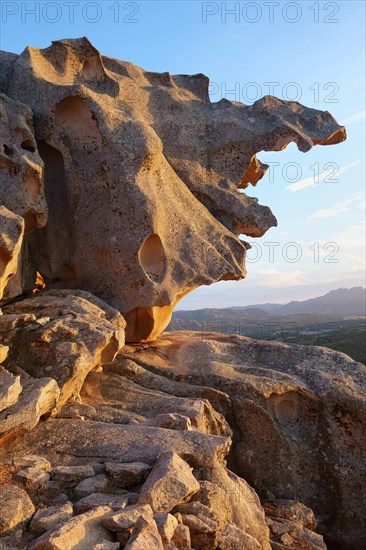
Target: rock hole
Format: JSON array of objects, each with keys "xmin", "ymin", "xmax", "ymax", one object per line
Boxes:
[
  {"xmin": 275, "ymin": 399, "xmax": 297, "ymax": 423},
  {"xmin": 21, "ymin": 140, "xmax": 36, "ymax": 153},
  {"xmin": 2, "ymin": 144, "xmax": 14, "ymax": 156},
  {"xmin": 55, "ymin": 96, "xmax": 100, "ymax": 139},
  {"xmin": 82, "ymin": 58, "xmax": 105, "ymax": 80},
  {"xmin": 138, "ymin": 234, "xmax": 166, "ymax": 283},
  {"xmin": 268, "ymin": 393, "xmax": 299, "ymax": 425},
  {"xmin": 34, "ymin": 140, "xmax": 74, "ymax": 281}
]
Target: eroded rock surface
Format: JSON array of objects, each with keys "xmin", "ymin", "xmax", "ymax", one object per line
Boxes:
[
  {"xmin": 0, "ymin": 93, "xmax": 47, "ymax": 302},
  {"xmin": 0, "ymin": 94, "xmax": 46, "ymax": 233},
  {"xmin": 0, "ymin": 37, "xmax": 345, "ymax": 341},
  {"xmin": 0, "ymin": 484, "xmax": 35, "ymax": 534},
  {"xmin": 122, "ymin": 331, "xmax": 366, "ymax": 549},
  {"xmin": 0, "ymin": 289, "xmax": 125, "ymax": 407},
  {"xmin": 0, "ymin": 206, "xmax": 24, "ymax": 300}
]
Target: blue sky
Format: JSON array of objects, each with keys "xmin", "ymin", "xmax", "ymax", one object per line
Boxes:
[{"xmin": 1, "ymin": 0, "xmax": 365, "ymax": 307}]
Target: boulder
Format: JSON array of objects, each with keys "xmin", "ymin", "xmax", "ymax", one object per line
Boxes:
[
  {"xmin": 0, "ymin": 289, "xmax": 125, "ymax": 406},
  {"xmin": 264, "ymin": 499, "xmax": 317, "ymax": 530},
  {"xmin": 0, "ymin": 366, "xmax": 22, "ymax": 412},
  {"xmin": 74, "ymin": 475, "xmax": 109, "ymax": 499},
  {"xmin": 12, "ymin": 455, "xmax": 51, "ymax": 472},
  {"xmin": 0, "ymin": 377, "xmax": 59, "ymax": 441},
  {"xmin": 218, "ymin": 524, "xmax": 262, "ymax": 550},
  {"xmin": 1, "ymin": 38, "xmax": 345, "ymax": 341},
  {"xmin": 0, "ymin": 484, "xmax": 35, "ymax": 534},
  {"xmin": 29, "ymin": 506, "xmax": 115, "ymax": 550},
  {"xmin": 13, "ymin": 467, "xmax": 50, "ymax": 490},
  {"xmin": 154, "ymin": 512, "xmax": 178, "ymax": 544},
  {"xmin": 124, "ymin": 517, "xmax": 164, "ymax": 550},
  {"xmin": 171, "ymin": 524, "xmax": 191, "ymax": 549},
  {"xmin": 138, "ymin": 452, "xmax": 200, "ymax": 512},
  {"xmin": 102, "ymin": 504, "xmax": 153, "ymax": 531},
  {"xmin": 105, "ymin": 462, "xmax": 151, "ymax": 488},
  {"xmin": 30, "ymin": 502, "xmax": 73, "ymax": 535},
  {"xmin": 52, "ymin": 464, "xmax": 96, "ymax": 484}
]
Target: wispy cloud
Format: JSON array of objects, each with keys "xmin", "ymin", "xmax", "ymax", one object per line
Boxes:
[
  {"xmin": 251, "ymin": 268, "xmax": 310, "ymax": 287},
  {"xmin": 341, "ymin": 110, "xmax": 366, "ymax": 125},
  {"xmin": 285, "ymin": 160, "xmax": 362, "ymax": 192},
  {"xmin": 308, "ymin": 192, "xmax": 364, "ymax": 220}
]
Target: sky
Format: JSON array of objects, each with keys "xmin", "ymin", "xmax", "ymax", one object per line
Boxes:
[{"xmin": 1, "ymin": 0, "xmax": 365, "ymax": 308}]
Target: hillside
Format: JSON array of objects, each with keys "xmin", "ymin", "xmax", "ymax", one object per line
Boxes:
[{"xmin": 170, "ymin": 288, "xmax": 366, "ymax": 363}]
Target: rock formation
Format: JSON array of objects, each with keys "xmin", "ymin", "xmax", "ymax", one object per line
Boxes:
[
  {"xmin": 0, "ymin": 206, "xmax": 24, "ymax": 299},
  {"xmin": 0, "ymin": 37, "xmax": 345, "ymax": 341},
  {"xmin": 1, "ymin": 37, "xmax": 364, "ymax": 550}
]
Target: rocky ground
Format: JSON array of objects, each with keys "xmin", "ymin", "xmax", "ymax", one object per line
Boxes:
[{"xmin": 1, "ymin": 297, "xmax": 365, "ymax": 549}]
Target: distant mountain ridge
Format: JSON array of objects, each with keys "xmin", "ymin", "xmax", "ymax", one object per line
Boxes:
[{"xmin": 174, "ymin": 287, "xmax": 366, "ymax": 318}]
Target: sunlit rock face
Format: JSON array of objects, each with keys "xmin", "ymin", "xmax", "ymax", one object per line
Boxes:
[
  {"xmin": 0, "ymin": 37, "xmax": 346, "ymax": 341},
  {"xmin": 0, "ymin": 93, "xmax": 47, "ymax": 300},
  {"xmin": 0, "ymin": 206, "xmax": 24, "ymax": 300},
  {"xmin": 0, "ymin": 93, "xmax": 47, "ymax": 233}
]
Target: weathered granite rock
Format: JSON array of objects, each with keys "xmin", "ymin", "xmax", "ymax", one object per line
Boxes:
[
  {"xmin": 0, "ymin": 206, "xmax": 24, "ymax": 299},
  {"xmin": 102, "ymin": 504, "xmax": 153, "ymax": 531},
  {"xmin": 0, "ymin": 93, "xmax": 47, "ymax": 301},
  {"xmin": 125, "ymin": 331, "xmax": 366, "ymax": 549},
  {"xmin": 264, "ymin": 499, "xmax": 317, "ymax": 531},
  {"xmin": 172, "ymin": 523, "xmax": 191, "ymax": 549},
  {"xmin": 138, "ymin": 452, "xmax": 200, "ymax": 512},
  {"xmin": 0, "ymin": 289, "xmax": 125, "ymax": 406},
  {"xmin": 123, "ymin": 517, "xmax": 164, "ymax": 550},
  {"xmin": 264, "ymin": 498, "xmax": 326, "ymax": 550},
  {"xmin": 218, "ymin": 523, "xmax": 262, "ymax": 550},
  {"xmin": 0, "ymin": 365, "xmax": 22, "ymax": 412},
  {"xmin": 29, "ymin": 506, "xmax": 115, "ymax": 550},
  {"xmin": 75, "ymin": 492, "xmax": 135, "ymax": 514},
  {"xmin": 71, "ymin": 366, "xmax": 230, "ymax": 437},
  {"xmin": 0, "ymin": 377, "xmax": 59, "ymax": 441},
  {"xmin": 154, "ymin": 512, "xmax": 178, "ymax": 544},
  {"xmin": 105, "ymin": 461, "xmax": 151, "ymax": 488},
  {"xmin": 12, "ymin": 455, "xmax": 51, "ymax": 472},
  {"xmin": 0, "ymin": 346, "xmax": 8, "ymax": 364},
  {"xmin": 74, "ymin": 474, "xmax": 109, "ymax": 499},
  {"xmin": 0, "ymin": 418, "xmax": 231, "ymax": 469},
  {"xmin": 0, "ymin": 94, "xmax": 46, "ymax": 233},
  {"xmin": 0, "ymin": 483, "xmax": 35, "ymax": 534},
  {"xmin": 92, "ymin": 542, "xmax": 120, "ymax": 550},
  {"xmin": 0, "ymin": 37, "xmax": 345, "ymax": 341},
  {"xmin": 13, "ymin": 467, "xmax": 50, "ymax": 490},
  {"xmin": 174, "ymin": 502, "xmax": 219, "ymax": 534},
  {"xmin": 30, "ymin": 501, "xmax": 73, "ymax": 535},
  {"xmin": 52, "ymin": 464, "xmax": 95, "ymax": 484}
]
